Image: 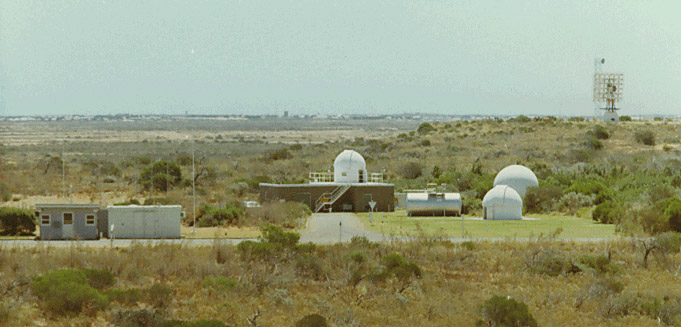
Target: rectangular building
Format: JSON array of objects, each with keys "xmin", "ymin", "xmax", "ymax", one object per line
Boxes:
[
  {"xmin": 35, "ymin": 204, "xmax": 102, "ymax": 240},
  {"xmin": 104, "ymin": 205, "xmax": 182, "ymax": 239},
  {"xmin": 259, "ymin": 183, "xmax": 394, "ymax": 213}
]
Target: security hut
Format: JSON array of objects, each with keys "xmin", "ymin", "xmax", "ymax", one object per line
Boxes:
[
  {"xmin": 103, "ymin": 205, "xmax": 182, "ymax": 239},
  {"xmin": 259, "ymin": 150, "xmax": 394, "ymax": 213},
  {"xmin": 493, "ymin": 165, "xmax": 538, "ymax": 198},
  {"xmin": 406, "ymin": 192, "xmax": 462, "ymax": 216},
  {"xmin": 36, "ymin": 204, "xmax": 102, "ymax": 240},
  {"xmin": 482, "ymin": 185, "xmax": 522, "ymax": 220}
]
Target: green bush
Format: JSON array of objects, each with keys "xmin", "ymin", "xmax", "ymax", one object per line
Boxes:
[
  {"xmin": 260, "ymin": 224, "xmax": 300, "ymax": 249},
  {"xmin": 139, "ymin": 160, "xmax": 182, "ymax": 192},
  {"xmin": 0, "ymin": 207, "xmax": 36, "ymax": 236},
  {"xmin": 592, "ymin": 201, "xmax": 624, "ymax": 224},
  {"xmin": 635, "ymin": 130, "xmax": 656, "ymax": 146},
  {"xmin": 477, "ymin": 295, "xmax": 537, "ymax": 327},
  {"xmin": 654, "ymin": 232, "xmax": 681, "ymax": 254},
  {"xmin": 620, "ymin": 115, "xmax": 632, "ymax": 121},
  {"xmin": 112, "ymin": 308, "xmax": 161, "ymax": 327},
  {"xmin": 528, "ymin": 252, "xmax": 577, "ymax": 277},
  {"xmin": 237, "ymin": 240, "xmax": 278, "ymax": 261},
  {"xmin": 367, "ymin": 253, "xmax": 422, "ymax": 283},
  {"xmin": 416, "ymin": 122, "xmax": 436, "ymax": 134},
  {"xmin": 30, "ymin": 269, "xmax": 108, "ymax": 315},
  {"xmin": 523, "ymin": 185, "xmax": 563, "ymax": 213},
  {"xmin": 295, "ymin": 242, "xmax": 316, "ymax": 254},
  {"xmin": 146, "ymin": 284, "xmax": 173, "ymax": 308},
  {"xmin": 82, "ymin": 268, "xmax": 115, "ymax": 290},
  {"xmin": 347, "ymin": 251, "xmax": 368, "ymax": 265},
  {"xmin": 105, "ymin": 288, "xmax": 142, "ymax": 305},
  {"xmin": 585, "ymin": 136, "xmax": 603, "ymax": 150},
  {"xmin": 295, "ymin": 313, "xmax": 328, "ymax": 327},
  {"xmin": 197, "ymin": 203, "xmax": 243, "ymax": 227},
  {"xmin": 511, "ymin": 115, "xmax": 532, "ymax": 123},
  {"xmin": 666, "ymin": 202, "xmax": 681, "ymax": 233},
  {"xmin": 0, "ymin": 182, "xmax": 11, "ymax": 202},
  {"xmin": 156, "ymin": 319, "xmax": 227, "ymax": 327},
  {"xmin": 202, "ymin": 276, "xmax": 237, "ymax": 291}
]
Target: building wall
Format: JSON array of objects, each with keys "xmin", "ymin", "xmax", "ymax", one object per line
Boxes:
[
  {"xmin": 106, "ymin": 206, "xmax": 182, "ymax": 239},
  {"xmin": 483, "ymin": 204, "xmax": 522, "ymax": 220},
  {"xmin": 259, "ymin": 184, "xmax": 394, "ymax": 212},
  {"xmin": 38, "ymin": 207, "xmax": 100, "ymax": 240}
]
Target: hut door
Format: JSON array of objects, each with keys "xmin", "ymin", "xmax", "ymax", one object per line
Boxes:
[
  {"xmin": 483, "ymin": 207, "xmax": 487, "ymax": 219},
  {"xmin": 358, "ymin": 170, "xmax": 364, "ymax": 183}
]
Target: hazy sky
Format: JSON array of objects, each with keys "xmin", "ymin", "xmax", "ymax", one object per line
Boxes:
[{"xmin": 1, "ymin": 1, "xmax": 680, "ymax": 116}]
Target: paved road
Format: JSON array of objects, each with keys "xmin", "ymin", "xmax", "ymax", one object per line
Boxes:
[
  {"xmin": 300, "ymin": 213, "xmax": 388, "ymax": 243},
  {"xmin": 0, "ymin": 212, "xmax": 621, "ymax": 248}
]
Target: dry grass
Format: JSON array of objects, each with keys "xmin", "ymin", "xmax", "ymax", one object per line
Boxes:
[{"xmin": 1, "ymin": 239, "xmax": 680, "ymax": 326}]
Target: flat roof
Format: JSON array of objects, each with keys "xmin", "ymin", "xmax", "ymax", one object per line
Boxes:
[
  {"xmin": 106, "ymin": 205, "xmax": 181, "ymax": 208},
  {"xmin": 260, "ymin": 182, "xmax": 394, "ymax": 187},
  {"xmin": 35, "ymin": 203, "xmax": 101, "ymax": 209}
]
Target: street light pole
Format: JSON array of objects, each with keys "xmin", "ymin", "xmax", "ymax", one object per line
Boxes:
[{"xmin": 192, "ymin": 136, "xmax": 196, "ymax": 234}]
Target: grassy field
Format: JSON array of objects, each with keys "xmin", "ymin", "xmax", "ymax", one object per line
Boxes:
[{"xmin": 356, "ymin": 210, "xmax": 617, "ymax": 239}]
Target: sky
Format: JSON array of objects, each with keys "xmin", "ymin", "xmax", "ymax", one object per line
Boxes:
[{"xmin": 1, "ymin": 1, "xmax": 680, "ymax": 117}]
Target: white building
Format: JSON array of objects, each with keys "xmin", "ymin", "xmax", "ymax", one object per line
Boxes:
[
  {"xmin": 104, "ymin": 205, "xmax": 183, "ymax": 239},
  {"xmin": 482, "ymin": 185, "xmax": 523, "ymax": 220},
  {"xmin": 333, "ymin": 150, "xmax": 367, "ymax": 183},
  {"xmin": 493, "ymin": 165, "xmax": 538, "ymax": 198}
]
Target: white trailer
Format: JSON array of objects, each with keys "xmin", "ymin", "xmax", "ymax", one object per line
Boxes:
[{"xmin": 105, "ymin": 205, "xmax": 182, "ymax": 239}]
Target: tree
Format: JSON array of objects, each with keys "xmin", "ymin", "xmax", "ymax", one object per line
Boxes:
[
  {"xmin": 416, "ymin": 122, "xmax": 436, "ymax": 134},
  {"xmin": 139, "ymin": 160, "xmax": 182, "ymax": 191},
  {"xmin": 0, "ymin": 208, "xmax": 36, "ymax": 236},
  {"xmin": 666, "ymin": 201, "xmax": 681, "ymax": 232}
]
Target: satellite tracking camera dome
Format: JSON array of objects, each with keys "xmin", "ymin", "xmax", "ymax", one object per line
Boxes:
[
  {"xmin": 493, "ymin": 165, "xmax": 538, "ymax": 198},
  {"xmin": 482, "ymin": 185, "xmax": 523, "ymax": 220},
  {"xmin": 334, "ymin": 150, "xmax": 367, "ymax": 183}
]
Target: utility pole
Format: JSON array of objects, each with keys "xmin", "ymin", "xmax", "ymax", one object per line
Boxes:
[{"xmin": 192, "ymin": 136, "xmax": 196, "ymax": 234}]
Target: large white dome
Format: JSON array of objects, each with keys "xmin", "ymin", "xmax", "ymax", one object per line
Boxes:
[
  {"xmin": 334, "ymin": 150, "xmax": 367, "ymax": 183},
  {"xmin": 493, "ymin": 165, "xmax": 538, "ymax": 198},
  {"xmin": 482, "ymin": 185, "xmax": 522, "ymax": 220}
]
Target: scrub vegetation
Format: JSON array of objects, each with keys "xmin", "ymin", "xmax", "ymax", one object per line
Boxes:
[{"xmin": 3, "ymin": 232, "xmax": 681, "ymax": 325}]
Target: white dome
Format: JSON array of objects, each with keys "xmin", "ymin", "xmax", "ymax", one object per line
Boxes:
[
  {"xmin": 482, "ymin": 185, "xmax": 522, "ymax": 220},
  {"xmin": 493, "ymin": 165, "xmax": 538, "ymax": 198},
  {"xmin": 334, "ymin": 150, "xmax": 367, "ymax": 183}
]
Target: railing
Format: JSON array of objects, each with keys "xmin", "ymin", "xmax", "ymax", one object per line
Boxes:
[
  {"xmin": 310, "ymin": 171, "xmax": 385, "ymax": 183},
  {"xmin": 309, "ymin": 171, "xmax": 334, "ymax": 183},
  {"xmin": 314, "ymin": 184, "xmax": 351, "ymax": 212}
]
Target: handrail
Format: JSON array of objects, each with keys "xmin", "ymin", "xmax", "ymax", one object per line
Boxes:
[{"xmin": 314, "ymin": 184, "xmax": 351, "ymax": 212}]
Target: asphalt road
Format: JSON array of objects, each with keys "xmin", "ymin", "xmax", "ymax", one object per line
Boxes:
[{"xmin": 0, "ymin": 213, "xmax": 618, "ymax": 248}]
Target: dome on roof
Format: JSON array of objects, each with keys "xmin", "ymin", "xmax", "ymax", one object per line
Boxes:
[
  {"xmin": 493, "ymin": 165, "xmax": 538, "ymax": 198},
  {"xmin": 482, "ymin": 185, "xmax": 522, "ymax": 220},
  {"xmin": 334, "ymin": 150, "xmax": 367, "ymax": 183}
]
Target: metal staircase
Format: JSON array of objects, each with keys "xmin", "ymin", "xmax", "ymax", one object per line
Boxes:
[{"xmin": 314, "ymin": 184, "xmax": 351, "ymax": 213}]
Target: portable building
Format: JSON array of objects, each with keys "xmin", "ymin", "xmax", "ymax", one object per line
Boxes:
[
  {"xmin": 104, "ymin": 205, "xmax": 182, "ymax": 239},
  {"xmin": 406, "ymin": 192, "xmax": 461, "ymax": 216},
  {"xmin": 482, "ymin": 185, "xmax": 522, "ymax": 220},
  {"xmin": 35, "ymin": 204, "xmax": 102, "ymax": 240}
]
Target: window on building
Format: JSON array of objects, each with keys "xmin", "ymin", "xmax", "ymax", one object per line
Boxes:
[
  {"xmin": 63, "ymin": 213, "xmax": 73, "ymax": 225},
  {"xmin": 34, "ymin": 211, "xmax": 40, "ymax": 218},
  {"xmin": 41, "ymin": 214, "xmax": 50, "ymax": 225},
  {"xmin": 86, "ymin": 214, "xmax": 95, "ymax": 225}
]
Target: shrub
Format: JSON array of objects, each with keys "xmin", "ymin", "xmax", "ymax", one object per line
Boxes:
[
  {"xmin": 295, "ymin": 313, "xmax": 328, "ymax": 327},
  {"xmin": 139, "ymin": 160, "xmax": 182, "ymax": 191},
  {"xmin": 295, "ymin": 255, "xmax": 327, "ymax": 280},
  {"xmin": 523, "ymin": 185, "xmax": 563, "ymax": 213},
  {"xmin": 0, "ymin": 207, "xmax": 36, "ymax": 236},
  {"xmin": 295, "ymin": 242, "xmax": 316, "ymax": 254},
  {"xmin": 592, "ymin": 125, "xmax": 610, "ymax": 139},
  {"xmin": 400, "ymin": 162, "xmax": 423, "ymax": 179},
  {"xmin": 654, "ymin": 232, "xmax": 681, "ymax": 255},
  {"xmin": 146, "ymin": 284, "xmax": 173, "ymax": 308},
  {"xmin": 416, "ymin": 122, "xmax": 435, "ymax": 134},
  {"xmin": 585, "ymin": 136, "xmax": 603, "ymax": 150},
  {"xmin": 557, "ymin": 192, "xmax": 594, "ymax": 215},
  {"xmin": 82, "ymin": 268, "xmax": 115, "ymax": 290},
  {"xmin": 431, "ymin": 165, "xmax": 443, "ymax": 179},
  {"xmin": 592, "ymin": 201, "xmax": 624, "ymax": 224},
  {"xmin": 30, "ymin": 269, "xmax": 108, "ymax": 315},
  {"xmin": 112, "ymin": 308, "xmax": 161, "ymax": 327},
  {"xmin": 528, "ymin": 252, "xmax": 577, "ymax": 276},
  {"xmin": 237, "ymin": 241, "xmax": 278, "ymax": 261},
  {"xmin": 635, "ymin": 130, "xmax": 656, "ymax": 146},
  {"xmin": 268, "ymin": 148, "xmax": 292, "ymax": 160},
  {"xmin": 347, "ymin": 251, "xmax": 368, "ymax": 265},
  {"xmin": 197, "ymin": 203, "xmax": 243, "ymax": 227},
  {"xmin": 620, "ymin": 115, "xmax": 632, "ymax": 121},
  {"xmin": 105, "ymin": 288, "xmax": 142, "ymax": 305},
  {"xmin": 202, "ymin": 276, "xmax": 237, "ymax": 291},
  {"xmin": 576, "ymin": 255, "xmax": 617, "ymax": 274},
  {"xmin": 477, "ymin": 295, "xmax": 537, "ymax": 327},
  {"xmin": 260, "ymin": 224, "xmax": 300, "ymax": 249},
  {"xmin": 511, "ymin": 115, "xmax": 532, "ymax": 123},
  {"xmin": 374, "ymin": 253, "xmax": 422, "ymax": 283},
  {"xmin": 350, "ymin": 235, "xmax": 375, "ymax": 248},
  {"xmin": 461, "ymin": 241, "xmax": 475, "ymax": 251},
  {"xmin": 0, "ymin": 182, "xmax": 10, "ymax": 202},
  {"xmin": 667, "ymin": 202, "xmax": 681, "ymax": 232},
  {"xmin": 248, "ymin": 201, "xmax": 310, "ymax": 228}
]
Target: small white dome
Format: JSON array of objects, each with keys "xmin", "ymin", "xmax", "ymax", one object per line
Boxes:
[
  {"xmin": 334, "ymin": 150, "xmax": 367, "ymax": 183},
  {"xmin": 493, "ymin": 165, "xmax": 538, "ymax": 198},
  {"xmin": 482, "ymin": 185, "xmax": 522, "ymax": 220}
]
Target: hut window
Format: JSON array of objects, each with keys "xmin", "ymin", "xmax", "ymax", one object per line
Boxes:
[
  {"xmin": 86, "ymin": 214, "xmax": 95, "ymax": 225},
  {"xmin": 63, "ymin": 213, "xmax": 73, "ymax": 225},
  {"xmin": 41, "ymin": 215, "xmax": 50, "ymax": 225},
  {"xmin": 341, "ymin": 172, "xmax": 347, "ymax": 176}
]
